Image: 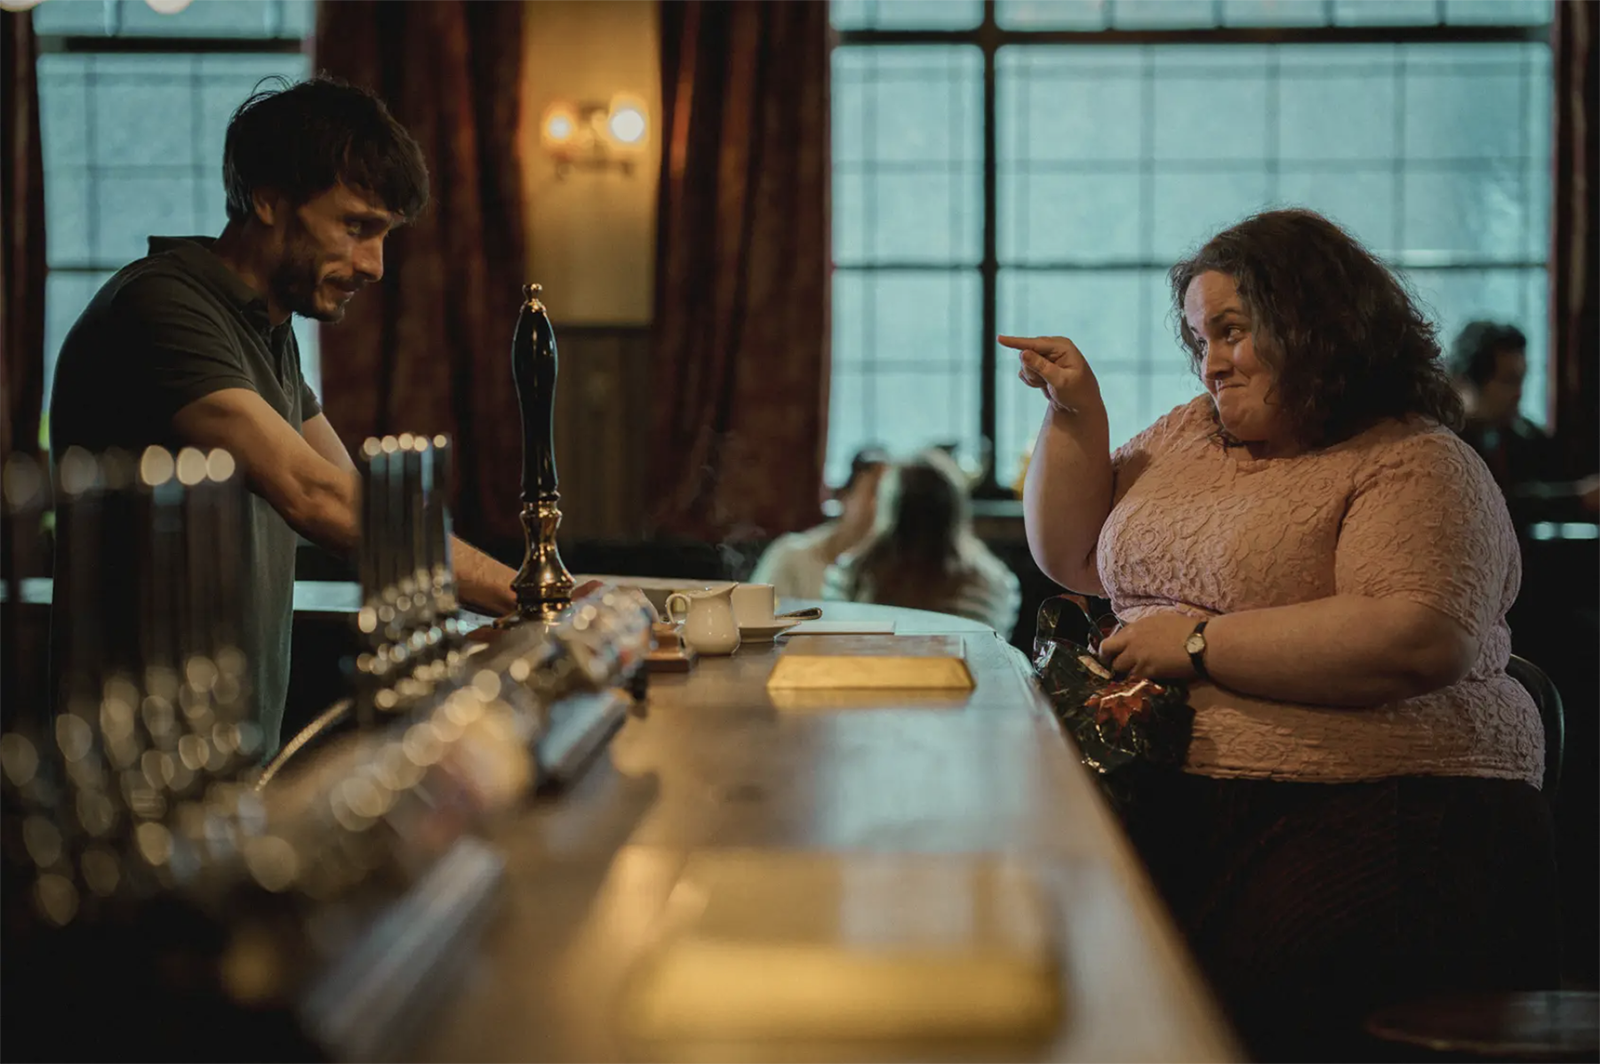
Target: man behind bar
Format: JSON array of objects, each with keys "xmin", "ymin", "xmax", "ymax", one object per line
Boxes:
[{"xmin": 49, "ymin": 78, "xmax": 518, "ymax": 756}]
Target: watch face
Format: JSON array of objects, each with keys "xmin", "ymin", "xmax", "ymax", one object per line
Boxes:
[{"xmin": 1185, "ymin": 632, "xmax": 1205, "ymax": 655}]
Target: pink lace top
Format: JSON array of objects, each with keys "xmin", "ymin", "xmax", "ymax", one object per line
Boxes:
[{"xmin": 1099, "ymin": 396, "xmax": 1544, "ymax": 787}]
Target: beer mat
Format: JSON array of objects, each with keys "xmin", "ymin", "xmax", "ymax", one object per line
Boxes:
[
  {"xmin": 621, "ymin": 851, "xmax": 1061, "ymax": 1045},
  {"xmin": 766, "ymin": 635, "xmax": 973, "ymax": 690}
]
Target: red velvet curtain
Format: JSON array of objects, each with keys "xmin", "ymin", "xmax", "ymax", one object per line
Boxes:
[
  {"xmin": 2, "ymin": 10, "xmax": 46, "ymax": 461},
  {"xmin": 314, "ymin": 0, "xmax": 530, "ymax": 546},
  {"xmin": 1552, "ymin": 0, "xmax": 1598, "ymax": 473},
  {"xmin": 646, "ymin": 0, "xmax": 831, "ymax": 542}
]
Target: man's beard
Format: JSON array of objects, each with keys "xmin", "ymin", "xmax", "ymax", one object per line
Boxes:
[{"xmin": 271, "ymin": 226, "xmax": 350, "ymax": 323}]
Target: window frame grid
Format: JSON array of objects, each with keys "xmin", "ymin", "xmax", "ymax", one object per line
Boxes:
[
  {"xmin": 833, "ymin": 0, "xmax": 1552, "ymax": 496},
  {"xmin": 33, "ymin": 1, "xmax": 315, "ymax": 417}
]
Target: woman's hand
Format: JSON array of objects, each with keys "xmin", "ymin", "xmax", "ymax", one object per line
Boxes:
[
  {"xmin": 999, "ymin": 334, "xmax": 1103, "ymax": 416},
  {"xmin": 1098, "ymin": 612, "xmax": 1200, "ymax": 681}
]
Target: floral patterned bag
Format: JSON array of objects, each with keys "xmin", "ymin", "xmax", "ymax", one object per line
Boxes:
[{"xmin": 1031, "ymin": 595, "xmax": 1195, "ymax": 809}]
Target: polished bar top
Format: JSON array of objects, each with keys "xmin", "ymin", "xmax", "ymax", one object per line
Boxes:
[{"xmin": 410, "ymin": 601, "xmax": 1240, "ymax": 1063}]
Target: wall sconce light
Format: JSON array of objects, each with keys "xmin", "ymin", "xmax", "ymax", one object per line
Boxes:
[{"xmin": 541, "ymin": 94, "xmax": 649, "ymax": 179}]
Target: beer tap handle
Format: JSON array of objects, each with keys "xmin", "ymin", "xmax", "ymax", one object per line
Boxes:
[
  {"xmin": 507, "ymin": 284, "xmax": 574, "ymax": 620},
  {"xmin": 358, "ymin": 438, "xmax": 382, "ymax": 609},
  {"xmin": 209, "ymin": 448, "xmax": 243, "ymax": 665},
  {"xmin": 56, "ymin": 448, "xmax": 106, "ymax": 715}
]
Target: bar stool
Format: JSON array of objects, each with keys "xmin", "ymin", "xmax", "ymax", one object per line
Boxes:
[
  {"xmin": 1364, "ymin": 990, "xmax": 1598, "ymax": 1062},
  {"xmin": 1506, "ymin": 653, "xmax": 1564, "ymax": 807},
  {"xmin": 1361, "ymin": 656, "xmax": 1585, "ymax": 1062}
]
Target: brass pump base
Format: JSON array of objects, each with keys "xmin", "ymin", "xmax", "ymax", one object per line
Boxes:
[{"xmin": 502, "ymin": 497, "xmax": 575, "ymax": 626}]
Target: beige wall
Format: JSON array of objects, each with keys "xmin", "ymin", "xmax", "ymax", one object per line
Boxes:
[{"xmin": 521, "ymin": 0, "xmax": 661, "ymax": 326}]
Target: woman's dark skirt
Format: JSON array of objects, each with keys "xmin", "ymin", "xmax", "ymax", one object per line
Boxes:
[{"xmin": 1118, "ymin": 772, "xmax": 1560, "ymax": 1062}]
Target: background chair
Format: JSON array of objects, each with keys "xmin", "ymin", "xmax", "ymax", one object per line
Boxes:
[{"xmin": 1507, "ymin": 653, "xmax": 1565, "ymax": 804}]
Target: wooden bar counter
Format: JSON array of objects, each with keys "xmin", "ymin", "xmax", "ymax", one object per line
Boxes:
[{"xmin": 409, "ymin": 599, "xmax": 1240, "ymax": 1063}]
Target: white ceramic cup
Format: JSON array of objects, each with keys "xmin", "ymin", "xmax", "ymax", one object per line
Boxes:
[{"xmin": 731, "ymin": 583, "xmax": 777, "ymax": 626}]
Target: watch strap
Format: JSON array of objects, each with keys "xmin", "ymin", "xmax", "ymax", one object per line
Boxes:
[{"xmin": 1187, "ymin": 619, "xmax": 1211, "ymax": 681}]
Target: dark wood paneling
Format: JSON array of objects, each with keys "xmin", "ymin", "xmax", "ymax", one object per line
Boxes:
[{"xmin": 550, "ymin": 326, "xmax": 654, "ymax": 543}]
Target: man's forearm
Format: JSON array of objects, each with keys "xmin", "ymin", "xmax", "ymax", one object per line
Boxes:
[
  {"xmin": 281, "ymin": 468, "xmax": 361, "ymax": 555},
  {"xmin": 450, "ymin": 535, "xmax": 517, "ymax": 617}
]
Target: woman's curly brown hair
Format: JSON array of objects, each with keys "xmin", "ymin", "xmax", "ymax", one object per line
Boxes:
[{"xmin": 1169, "ymin": 208, "xmax": 1463, "ymax": 449}]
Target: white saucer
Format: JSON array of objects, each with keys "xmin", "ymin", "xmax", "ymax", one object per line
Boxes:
[{"xmin": 739, "ymin": 617, "xmax": 804, "ymax": 643}]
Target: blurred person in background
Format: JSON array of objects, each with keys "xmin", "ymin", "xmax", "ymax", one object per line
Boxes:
[
  {"xmin": 1449, "ymin": 320, "xmax": 1599, "ymax": 532},
  {"xmin": 823, "ymin": 449, "xmax": 1020, "ymax": 635},
  {"xmin": 749, "ymin": 447, "xmax": 888, "ymax": 599}
]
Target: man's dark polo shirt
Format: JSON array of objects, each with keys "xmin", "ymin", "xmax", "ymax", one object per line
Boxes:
[{"xmin": 50, "ymin": 236, "xmax": 322, "ymax": 755}]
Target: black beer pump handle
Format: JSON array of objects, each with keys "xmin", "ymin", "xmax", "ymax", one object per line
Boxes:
[{"xmin": 512, "ymin": 283, "xmax": 559, "ymax": 506}]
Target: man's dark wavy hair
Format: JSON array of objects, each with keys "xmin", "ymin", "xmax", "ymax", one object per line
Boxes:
[
  {"xmin": 223, "ymin": 76, "xmax": 429, "ymax": 224},
  {"xmin": 1169, "ymin": 208, "xmax": 1463, "ymax": 449},
  {"xmin": 1449, "ymin": 320, "xmax": 1528, "ymax": 387}
]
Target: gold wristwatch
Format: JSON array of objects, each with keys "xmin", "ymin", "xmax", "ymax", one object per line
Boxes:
[{"xmin": 1184, "ymin": 619, "xmax": 1211, "ymax": 681}]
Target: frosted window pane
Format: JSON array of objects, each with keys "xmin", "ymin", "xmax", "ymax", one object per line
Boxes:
[
  {"xmin": 998, "ymin": 47, "xmax": 1143, "ymax": 163},
  {"xmin": 1278, "ymin": 56, "xmax": 1399, "ymax": 162},
  {"xmin": 1401, "ymin": 166, "xmax": 1530, "ymax": 262},
  {"xmin": 31, "ymin": 0, "xmax": 112, "ymax": 35},
  {"xmin": 997, "ymin": 271, "xmax": 1146, "ymax": 370},
  {"xmin": 836, "ymin": 271, "xmax": 979, "ymax": 372},
  {"xmin": 832, "ymin": 48, "xmax": 982, "ymax": 164},
  {"xmin": 1404, "ymin": 46, "xmax": 1530, "ymax": 161},
  {"xmin": 832, "ymin": 272, "xmax": 871, "ymax": 371},
  {"xmin": 1151, "ymin": 48, "xmax": 1271, "ymax": 163},
  {"xmin": 1146, "ymin": 362, "xmax": 1205, "ymax": 426},
  {"xmin": 44, "ymin": 173, "xmax": 92, "ymax": 264},
  {"xmin": 117, "ymin": 0, "xmax": 277, "ymax": 37},
  {"xmin": 96, "ymin": 176, "xmax": 202, "ymax": 261},
  {"xmin": 1276, "ymin": 170, "xmax": 1397, "ymax": 256},
  {"xmin": 834, "ymin": 172, "xmax": 868, "ymax": 264},
  {"xmin": 1525, "ymin": 155, "xmax": 1549, "ymax": 261},
  {"xmin": 280, "ymin": 0, "xmax": 314, "ymax": 36},
  {"xmin": 37, "ymin": 59, "xmax": 89, "ymax": 167},
  {"xmin": 1097, "ymin": 368, "xmax": 1150, "ymax": 451},
  {"xmin": 1525, "ymin": 46, "xmax": 1552, "ymax": 172},
  {"xmin": 1111, "ymin": 0, "xmax": 1219, "ymax": 28},
  {"xmin": 33, "ymin": 0, "xmax": 310, "ymax": 37},
  {"xmin": 996, "ymin": 0, "xmax": 1109, "ymax": 29},
  {"xmin": 1220, "ymin": 0, "xmax": 1329, "ymax": 26},
  {"xmin": 92, "ymin": 60, "xmax": 199, "ymax": 169},
  {"xmin": 999, "ymin": 171, "xmax": 1143, "ymax": 264},
  {"xmin": 1150, "ymin": 170, "xmax": 1274, "ymax": 261},
  {"xmin": 1444, "ymin": 0, "xmax": 1552, "ymax": 25},
  {"xmin": 827, "ymin": 271, "xmax": 982, "ymax": 482},
  {"xmin": 1333, "ymin": 0, "xmax": 1442, "ymax": 25},
  {"xmin": 832, "ymin": 46, "xmax": 982, "ymax": 266},
  {"xmin": 827, "ymin": 371, "xmax": 872, "ymax": 486},
  {"xmin": 1518, "ymin": 268, "xmax": 1548, "ymax": 426},
  {"xmin": 832, "ymin": 0, "xmax": 984, "ymax": 30},
  {"xmin": 862, "ymin": 168, "xmax": 983, "ymax": 263}
]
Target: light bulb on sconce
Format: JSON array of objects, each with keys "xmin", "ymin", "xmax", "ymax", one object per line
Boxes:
[
  {"xmin": 540, "ymin": 93, "xmax": 649, "ymax": 179},
  {"xmin": 607, "ymin": 100, "xmax": 647, "ymax": 146},
  {"xmin": 542, "ymin": 101, "xmax": 578, "ymax": 147}
]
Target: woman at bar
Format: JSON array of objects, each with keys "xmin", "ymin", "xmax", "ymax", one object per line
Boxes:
[
  {"xmin": 749, "ymin": 447, "xmax": 888, "ymax": 600},
  {"xmin": 822, "ymin": 448, "xmax": 1020, "ymax": 636},
  {"xmin": 1003, "ymin": 208, "xmax": 1555, "ymax": 1059}
]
